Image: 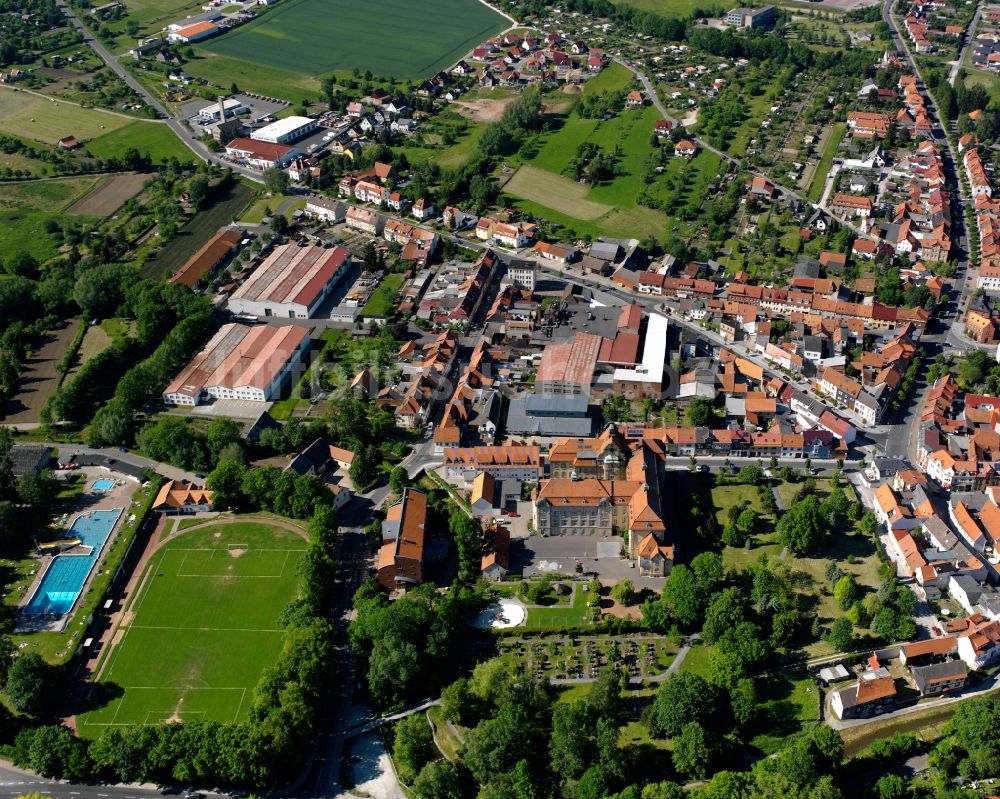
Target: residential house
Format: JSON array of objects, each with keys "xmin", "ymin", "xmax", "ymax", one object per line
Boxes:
[
  {"xmin": 377, "ymin": 488, "xmax": 428, "ymax": 591},
  {"xmin": 152, "ymin": 480, "xmax": 214, "ymax": 514}
]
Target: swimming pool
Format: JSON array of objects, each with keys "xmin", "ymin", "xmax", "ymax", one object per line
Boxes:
[
  {"xmin": 24, "ymin": 509, "xmax": 123, "ymax": 617},
  {"xmin": 91, "ymin": 479, "xmax": 115, "ymax": 492}
]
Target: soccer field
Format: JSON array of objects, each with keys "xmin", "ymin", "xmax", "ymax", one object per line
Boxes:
[
  {"xmin": 76, "ymin": 521, "xmax": 306, "ymax": 735},
  {"xmin": 202, "ymin": 0, "xmax": 511, "ymax": 80}
]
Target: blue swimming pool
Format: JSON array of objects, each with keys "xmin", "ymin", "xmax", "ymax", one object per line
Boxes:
[
  {"xmin": 91, "ymin": 479, "xmax": 114, "ymax": 492},
  {"xmin": 24, "ymin": 509, "xmax": 123, "ymax": 617}
]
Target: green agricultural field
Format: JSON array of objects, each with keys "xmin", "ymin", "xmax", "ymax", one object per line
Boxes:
[
  {"xmin": 202, "ymin": 0, "xmax": 510, "ymax": 81},
  {"xmin": 76, "ymin": 520, "xmax": 307, "ymax": 736},
  {"xmin": 119, "ymin": 0, "xmax": 202, "ymax": 24},
  {"xmin": 184, "ymin": 52, "xmax": 325, "ymax": 101},
  {"xmin": 0, "ymin": 89, "xmax": 133, "ymax": 145},
  {"xmin": 85, "ymin": 121, "xmax": 194, "ymax": 164},
  {"xmin": 0, "ymin": 177, "xmax": 101, "ymax": 261}
]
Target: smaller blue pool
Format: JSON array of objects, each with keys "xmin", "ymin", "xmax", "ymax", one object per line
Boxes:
[
  {"xmin": 91, "ymin": 479, "xmax": 115, "ymax": 492},
  {"xmin": 24, "ymin": 509, "xmax": 123, "ymax": 617}
]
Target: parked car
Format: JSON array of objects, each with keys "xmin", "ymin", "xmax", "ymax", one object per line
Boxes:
[{"xmin": 508, "ymin": 511, "xmax": 520, "ymax": 518}]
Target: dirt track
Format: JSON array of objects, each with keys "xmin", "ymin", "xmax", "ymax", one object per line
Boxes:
[
  {"xmin": 0, "ymin": 319, "xmax": 78, "ymax": 424},
  {"xmin": 66, "ymin": 171, "xmax": 147, "ymax": 216}
]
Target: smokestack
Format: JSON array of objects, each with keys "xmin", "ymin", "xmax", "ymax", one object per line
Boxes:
[{"xmin": 218, "ymin": 95, "xmax": 226, "ymax": 121}]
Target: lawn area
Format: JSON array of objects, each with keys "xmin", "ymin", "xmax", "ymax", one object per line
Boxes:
[
  {"xmin": 555, "ymin": 683, "xmax": 594, "ymax": 704},
  {"xmin": 610, "ymin": 0, "xmax": 708, "ymax": 16},
  {"xmin": 85, "ymin": 121, "xmax": 194, "ymax": 165},
  {"xmin": 361, "ymin": 272, "xmax": 405, "ymax": 317},
  {"xmin": 749, "ymin": 672, "xmax": 821, "ymax": 755},
  {"xmin": 711, "ymin": 483, "xmax": 768, "ymax": 527},
  {"xmin": 504, "ymin": 165, "xmax": 613, "ymax": 221},
  {"xmin": 618, "ymin": 719, "xmax": 671, "ymax": 751},
  {"xmin": 530, "ymin": 117, "xmax": 600, "ymax": 173},
  {"xmin": 807, "ymin": 121, "xmax": 845, "ymax": 202},
  {"xmin": 523, "ymin": 584, "xmax": 591, "ymax": 629},
  {"xmin": 238, "ymin": 192, "xmax": 302, "ymax": 224},
  {"xmin": 678, "ymin": 641, "xmax": 713, "ymax": 678},
  {"xmin": 76, "ymin": 519, "xmax": 307, "ymax": 736},
  {"xmin": 0, "ymin": 177, "xmax": 101, "ymax": 262},
  {"xmin": 202, "ymin": 0, "xmax": 509, "ymax": 80},
  {"xmin": 0, "ymin": 89, "xmax": 133, "ymax": 145},
  {"xmin": 427, "ymin": 705, "xmax": 464, "ymax": 761},
  {"xmin": 140, "ymin": 180, "xmax": 253, "ymax": 280},
  {"xmin": 580, "ymin": 61, "xmax": 634, "ymax": 94}
]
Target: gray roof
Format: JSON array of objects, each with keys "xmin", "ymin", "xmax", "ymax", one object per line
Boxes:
[
  {"xmin": 507, "ymin": 395, "xmax": 593, "ymax": 436},
  {"xmin": 588, "ymin": 242, "xmax": 621, "ymax": 263},
  {"xmin": 9, "ymin": 444, "xmax": 50, "ymax": 477},
  {"xmin": 911, "ymin": 660, "xmax": 967, "ymax": 693},
  {"xmin": 523, "ymin": 393, "xmax": 589, "ymax": 415},
  {"xmin": 286, "ymin": 438, "xmax": 330, "ymax": 475}
]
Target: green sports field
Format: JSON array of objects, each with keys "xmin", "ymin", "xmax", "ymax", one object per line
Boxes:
[
  {"xmin": 76, "ymin": 521, "xmax": 306, "ymax": 735},
  {"xmin": 202, "ymin": 0, "xmax": 511, "ymax": 80}
]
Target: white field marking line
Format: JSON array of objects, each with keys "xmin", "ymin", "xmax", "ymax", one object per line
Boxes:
[
  {"xmin": 131, "ymin": 625, "xmax": 283, "ymax": 632},
  {"xmin": 231, "ymin": 687, "xmax": 248, "ymax": 724},
  {"xmin": 112, "ymin": 686, "xmax": 247, "ymax": 691},
  {"xmin": 164, "ymin": 546, "xmax": 307, "ymax": 552},
  {"xmin": 174, "ymin": 572, "xmax": 289, "ymax": 578},
  {"xmin": 277, "ymin": 549, "xmax": 291, "ymax": 578}
]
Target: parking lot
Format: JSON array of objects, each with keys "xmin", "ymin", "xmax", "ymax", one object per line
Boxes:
[
  {"xmin": 181, "ymin": 92, "xmax": 290, "ymax": 134},
  {"xmin": 515, "ymin": 534, "xmax": 667, "ymax": 590}
]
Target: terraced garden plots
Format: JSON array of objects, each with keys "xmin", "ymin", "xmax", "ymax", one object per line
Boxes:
[
  {"xmin": 202, "ymin": 0, "xmax": 511, "ymax": 80},
  {"xmin": 76, "ymin": 520, "xmax": 306, "ymax": 735}
]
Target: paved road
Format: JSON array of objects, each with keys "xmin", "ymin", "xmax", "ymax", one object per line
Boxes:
[
  {"xmin": 55, "ymin": 0, "xmax": 264, "ymax": 184},
  {"xmin": 883, "ymin": 0, "xmax": 973, "ymax": 312},
  {"xmin": 52, "ymin": 444, "xmax": 202, "ymax": 484},
  {"xmin": 949, "ymin": 1, "xmax": 982, "ymax": 86},
  {"xmin": 0, "ymin": 764, "xmax": 210, "ymax": 799}
]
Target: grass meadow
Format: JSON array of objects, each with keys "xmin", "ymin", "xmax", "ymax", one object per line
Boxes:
[
  {"xmin": 0, "ymin": 89, "xmax": 133, "ymax": 144},
  {"xmin": 85, "ymin": 121, "xmax": 194, "ymax": 165},
  {"xmin": 611, "ymin": 0, "xmax": 721, "ymax": 16},
  {"xmin": 76, "ymin": 520, "xmax": 306, "ymax": 736},
  {"xmin": 202, "ymin": 0, "xmax": 509, "ymax": 80},
  {"xmin": 0, "ymin": 177, "xmax": 100, "ymax": 261}
]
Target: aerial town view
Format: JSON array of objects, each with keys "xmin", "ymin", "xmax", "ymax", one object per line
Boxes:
[{"xmin": 0, "ymin": 0, "xmax": 998, "ymax": 796}]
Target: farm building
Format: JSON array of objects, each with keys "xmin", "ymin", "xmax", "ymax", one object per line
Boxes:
[
  {"xmin": 162, "ymin": 324, "xmax": 310, "ymax": 405},
  {"xmin": 169, "ymin": 229, "xmax": 242, "ymax": 288},
  {"xmin": 250, "ymin": 116, "xmax": 318, "ymax": 144},
  {"xmin": 227, "ymin": 244, "xmax": 351, "ymax": 319},
  {"xmin": 167, "ymin": 20, "xmax": 219, "ymax": 43},
  {"xmin": 224, "ymin": 138, "xmax": 300, "ymax": 170}
]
